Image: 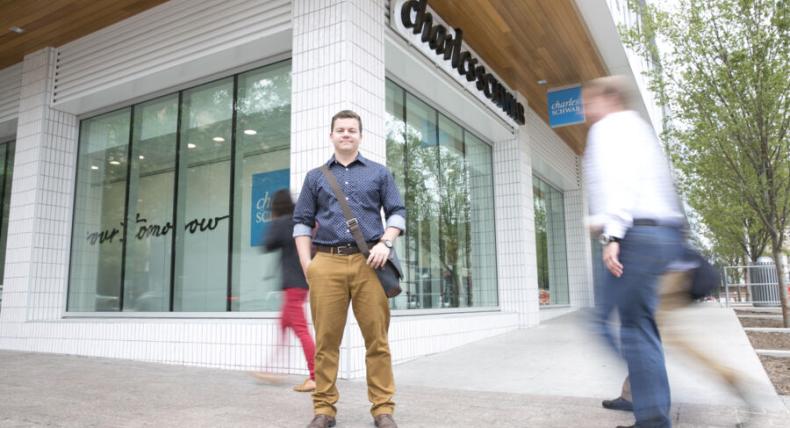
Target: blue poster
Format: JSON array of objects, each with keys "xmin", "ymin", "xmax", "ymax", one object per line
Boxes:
[
  {"xmin": 250, "ymin": 169, "xmax": 290, "ymax": 247},
  {"xmin": 547, "ymin": 85, "xmax": 585, "ymax": 128}
]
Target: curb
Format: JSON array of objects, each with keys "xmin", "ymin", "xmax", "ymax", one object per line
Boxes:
[
  {"xmin": 744, "ymin": 327, "xmax": 790, "ymax": 333},
  {"xmin": 755, "ymin": 349, "xmax": 790, "ymax": 357}
]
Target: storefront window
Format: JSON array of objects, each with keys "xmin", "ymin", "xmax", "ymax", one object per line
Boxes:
[
  {"xmin": 124, "ymin": 95, "xmax": 178, "ymax": 312},
  {"xmin": 0, "ymin": 140, "xmax": 15, "ymax": 285},
  {"xmin": 68, "ymin": 60, "xmax": 291, "ymax": 312},
  {"xmin": 173, "ymin": 78, "xmax": 234, "ymax": 312},
  {"xmin": 69, "ymin": 109, "xmax": 131, "ymax": 311},
  {"xmin": 385, "ymin": 80, "xmax": 498, "ymax": 309},
  {"xmin": 231, "ymin": 62, "xmax": 291, "ymax": 311},
  {"xmin": 533, "ymin": 176, "xmax": 569, "ymax": 305}
]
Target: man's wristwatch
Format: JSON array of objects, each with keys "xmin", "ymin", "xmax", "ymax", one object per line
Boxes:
[
  {"xmin": 380, "ymin": 239, "xmax": 393, "ymax": 249},
  {"xmin": 599, "ymin": 234, "xmax": 621, "ymax": 246}
]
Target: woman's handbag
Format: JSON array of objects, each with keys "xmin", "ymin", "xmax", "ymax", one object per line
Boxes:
[{"xmin": 319, "ymin": 166, "xmax": 403, "ymax": 298}]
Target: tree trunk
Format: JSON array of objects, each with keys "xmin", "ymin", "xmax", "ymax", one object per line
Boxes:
[{"xmin": 771, "ymin": 247, "xmax": 789, "ymax": 327}]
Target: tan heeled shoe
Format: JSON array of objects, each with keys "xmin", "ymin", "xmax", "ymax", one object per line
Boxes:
[
  {"xmin": 293, "ymin": 378, "xmax": 316, "ymax": 392},
  {"xmin": 249, "ymin": 371, "xmax": 286, "ymax": 385}
]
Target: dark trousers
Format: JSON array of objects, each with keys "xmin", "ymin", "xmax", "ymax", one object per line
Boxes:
[{"xmin": 596, "ymin": 225, "xmax": 683, "ymax": 427}]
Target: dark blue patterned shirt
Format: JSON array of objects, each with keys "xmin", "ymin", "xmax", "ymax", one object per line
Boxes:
[{"xmin": 293, "ymin": 154, "xmax": 406, "ymax": 245}]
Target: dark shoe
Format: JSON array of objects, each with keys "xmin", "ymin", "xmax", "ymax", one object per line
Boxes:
[
  {"xmin": 374, "ymin": 413, "xmax": 398, "ymax": 428},
  {"xmin": 615, "ymin": 417, "xmax": 668, "ymax": 428},
  {"xmin": 307, "ymin": 414, "xmax": 336, "ymax": 428},
  {"xmin": 602, "ymin": 397, "xmax": 633, "ymax": 411}
]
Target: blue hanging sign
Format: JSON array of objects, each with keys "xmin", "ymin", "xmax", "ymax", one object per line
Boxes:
[
  {"xmin": 250, "ymin": 169, "xmax": 290, "ymax": 247},
  {"xmin": 547, "ymin": 85, "xmax": 585, "ymax": 128}
]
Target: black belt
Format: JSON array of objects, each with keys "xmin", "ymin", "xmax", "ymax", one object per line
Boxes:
[
  {"xmin": 633, "ymin": 218, "xmax": 680, "ymax": 227},
  {"xmin": 315, "ymin": 242, "xmax": 378, "ymax": 256}
]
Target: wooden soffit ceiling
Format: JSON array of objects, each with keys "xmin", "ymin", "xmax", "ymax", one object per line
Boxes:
[
  {"xmin": 0, "ymin": 0, "xmax": 168, "ymax": 70},
  {"xmin": 428, "ymin": 0, "xmax": 608, "ymax": 154}
]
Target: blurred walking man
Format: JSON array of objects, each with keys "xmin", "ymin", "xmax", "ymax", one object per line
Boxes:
[
  {"xmin": 294, "ymin": 110, "xmax": 405, "ymax": 428},
  {"xmin": 583, "ymin": 76, "xmax": 685, "ymax": 428}
]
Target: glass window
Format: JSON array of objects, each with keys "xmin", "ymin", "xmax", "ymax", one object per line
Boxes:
[
  {"xmin": 173, "ymin": 78, "xmax": 234, "ymax": 312},
  {"xmin": 0, "ymin": 140, "xmax": 15, "ymax": 285},
  {"xmin": 466, "ymin": 133, "xmax": 497, "ymax": 307},
  {"xmin": 231, "ymin": 62, "xmax": 291, "ymax": 311},
  {"xmin": 385, "ymin": 80, "xmax": 498, "ymax": 309},
  {"xmin": 67, "ymin": 60, "xmax": 291, "ymax": 312},
  {"xmin": 437, "ymin": 114, "xmax": 470, "ymax": 308},
  {"xmin": 533, "ymin": 176, "xmax": 569, "ymax": 305},
  {"xmin": 123, "ymin": 96, "xmax": 178, "ymax": 312},
  {"xmin": 69, "ymin": 109, "xmax": 131, "ymax": 311}
]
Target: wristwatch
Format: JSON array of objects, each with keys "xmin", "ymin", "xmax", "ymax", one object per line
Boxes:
[
  {"xmin": 599, "ymin": 234, "xmax": 621, "ymax": 246},
  {"xmin": 380, "ymin": 239, "xmax": 394, "ymax": 249}
]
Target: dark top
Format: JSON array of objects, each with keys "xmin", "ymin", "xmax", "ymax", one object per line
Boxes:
[
  {"xmin": 265, "ymin": 216, "xmax": 308, "ymax": 289},
  {"xmin": 293, "ymin": 154, "xmax": 406, "ymax": 246}
]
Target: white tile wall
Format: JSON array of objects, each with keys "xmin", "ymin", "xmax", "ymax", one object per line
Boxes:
[
  {"xmin": 493, "ymin": 101, "xmax": 540, "ymax": 328},
  {"xmin": 1, "ymin": 49, "xmax": 77, "ymax": 323}
]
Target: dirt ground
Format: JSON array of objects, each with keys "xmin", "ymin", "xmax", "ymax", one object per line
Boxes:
[
  {"xmin": 758, "ymin": 356, "xmax": 790, "ymax": 395},
  {"xmin": 747, "ymin": 331, "xmax": 790, "ymax": 350},
  {"xmin": 739, "ymin": 317, "xmax": 785, "ymax": 328},
  {"xmin": 737, "ymin": 311, "xmax": 790, "ymax": 396}
]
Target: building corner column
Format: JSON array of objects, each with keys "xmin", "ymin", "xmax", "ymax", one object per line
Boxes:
[{"xmin": 1, "ymin": 47, "xmax": 78, "ymax": 331}]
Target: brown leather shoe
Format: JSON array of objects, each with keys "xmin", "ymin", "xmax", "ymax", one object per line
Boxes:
[
  {"xmin": 374, "ymin": 414, "xmax": 398, "ymax": 428},
  {"xmin": 306, "ymin": 414, "xmax": 336, "ymax": 428}
]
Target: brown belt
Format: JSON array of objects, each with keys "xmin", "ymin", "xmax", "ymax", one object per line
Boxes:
[{"xmin": 315, "ymin": 242, "xmax": 377, "ymax": 256}]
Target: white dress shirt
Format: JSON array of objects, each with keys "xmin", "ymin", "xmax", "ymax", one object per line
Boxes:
[{"xmin": 583, "ymin": 110, "xmax": 683, "ymax": 239}]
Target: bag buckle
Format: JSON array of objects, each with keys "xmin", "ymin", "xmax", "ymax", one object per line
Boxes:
[{"xmin": 346, "ymin": 218, "xmax": 359, "ymax": 228}]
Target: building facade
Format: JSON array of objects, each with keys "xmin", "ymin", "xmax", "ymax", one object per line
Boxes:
[{"xmin": 0, "ymin": 0, "xmax": 652, "ymax": 378}]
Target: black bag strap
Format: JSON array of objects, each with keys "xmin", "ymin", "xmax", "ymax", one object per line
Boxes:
[{"xmin": 319, "ymin": 165, "xmax": 371, "ymax": 257}]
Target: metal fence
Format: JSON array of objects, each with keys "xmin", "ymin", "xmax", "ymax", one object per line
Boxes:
[{"xmin": 722, "ymin": 261, "xmax": 789, "ymax": 307}]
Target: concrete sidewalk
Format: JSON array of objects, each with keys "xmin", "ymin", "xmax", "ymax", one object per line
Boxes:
[{"xmin": 1, "ymin": 305, "xmax": 788, "ymax": 427}]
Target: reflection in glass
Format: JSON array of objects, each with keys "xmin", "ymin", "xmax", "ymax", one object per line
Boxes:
[
  {"xmin": 385, "ymin": 80, "xmax": 498, "ymax": 310},
  {"xmin": 438, "ymin": 114, "xmax": 470, "ymax": 308},
  {"xmin": 231, "ymin": 62, "xmax": 291, "ymax": 311},
  {"xmin": 405, "ymin": 94, "xmax": 442, "ymax": 309},
  {"xmin": 123, "ymin": 96, "xmax": 178, "ymax": 311},
  {"xmin": 0, "ymin": 140, "xmax": 15, "ymax": 284},
  {"xmin": 533, "ymin": 176, "xmax": 569, "ymax": 305},
  {"xmin": 466, "ymin": 133, "xmax": 498, "ymax": 307},
  {"xmin": 173, "ymin": 79, "xmax": 233, "ymax": 312},
  {"xmin": 385, "ymin": 80, "xmax": 408, "ymax": 309},
  {"xmin": 68, "ymin": 109, "xmax": 131, "ymax": 311}
]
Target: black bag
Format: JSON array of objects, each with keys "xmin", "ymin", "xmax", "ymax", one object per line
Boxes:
[
  {"xmin": 684, "ymin": 247, "xmax": 721, "ymax": 300},
  {"xmin": 319, "ymin": 166, "xmax": 403, "ymax": 298}
]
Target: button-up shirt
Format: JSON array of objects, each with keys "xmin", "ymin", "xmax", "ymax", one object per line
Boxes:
[
  {"xmin": 293, "ymin": 154, "xmax": 406, "ymax": 245},
  {"xmin": 583, "ymin": 110, "xmax": 684, "ymax": 239}
]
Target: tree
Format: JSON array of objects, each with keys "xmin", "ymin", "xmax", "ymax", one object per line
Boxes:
[{"xmin": 622, "ymin": 0, "xmax": 790, "ymax": 324}]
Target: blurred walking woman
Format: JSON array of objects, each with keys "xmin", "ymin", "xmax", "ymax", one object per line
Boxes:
[{"xmin": 263, "ymin": 189, "xmax": 316, "ymax": 392}]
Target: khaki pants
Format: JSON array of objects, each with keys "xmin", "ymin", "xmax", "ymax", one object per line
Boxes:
[
  {"xmin": 306, "ymin": 252, "xmax": 395, "ymax": 417},
  {"xmin": 621, "ymin": 271, "xmax": 738, "ymax": 400}
]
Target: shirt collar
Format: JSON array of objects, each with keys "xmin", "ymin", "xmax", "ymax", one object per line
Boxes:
[{"xmin": 326, "ymin": 153, "xmax": 367, "ymax": 167}]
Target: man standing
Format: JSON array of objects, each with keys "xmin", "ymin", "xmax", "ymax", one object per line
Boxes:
[
  {"xmin": 294, "ymin": 110, "xmax": 405, "ymax": 428},
  {"xmin": 583, "ymin": 76, "xmax": 685, "ymax": 428}
]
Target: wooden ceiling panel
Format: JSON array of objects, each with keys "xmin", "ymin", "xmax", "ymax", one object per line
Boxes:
[
  {"xmin": 429, "ymin": 0, "xmax": 609, "ymax": 153},
  {"xmin": 0, "ymin": 0, "xmax": 168, "ymax": 70}
]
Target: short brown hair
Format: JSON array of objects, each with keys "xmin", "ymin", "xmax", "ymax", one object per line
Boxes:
[
  {"xmin": 331, "ymin": 110, "xmax": 362, "ymax": 134},
  {"xmin": 584, "ymin": 75, "xmax": 634, "ymax": 110}
]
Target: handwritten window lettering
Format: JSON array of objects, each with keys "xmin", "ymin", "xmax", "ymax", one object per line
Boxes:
[{"xmin": 86, "ymin": 213, "xmax": 230, "ymax": 245}]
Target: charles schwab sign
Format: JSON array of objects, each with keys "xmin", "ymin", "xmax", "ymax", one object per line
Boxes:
[{"xmin": 392, "ymin": 0, "xmax": 526, "ymax": 125}]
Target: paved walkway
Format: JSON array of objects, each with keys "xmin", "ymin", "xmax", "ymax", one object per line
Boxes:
[{"xmin": 1, "ymin": 305, "xmax": 788, "ymax": 427}]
